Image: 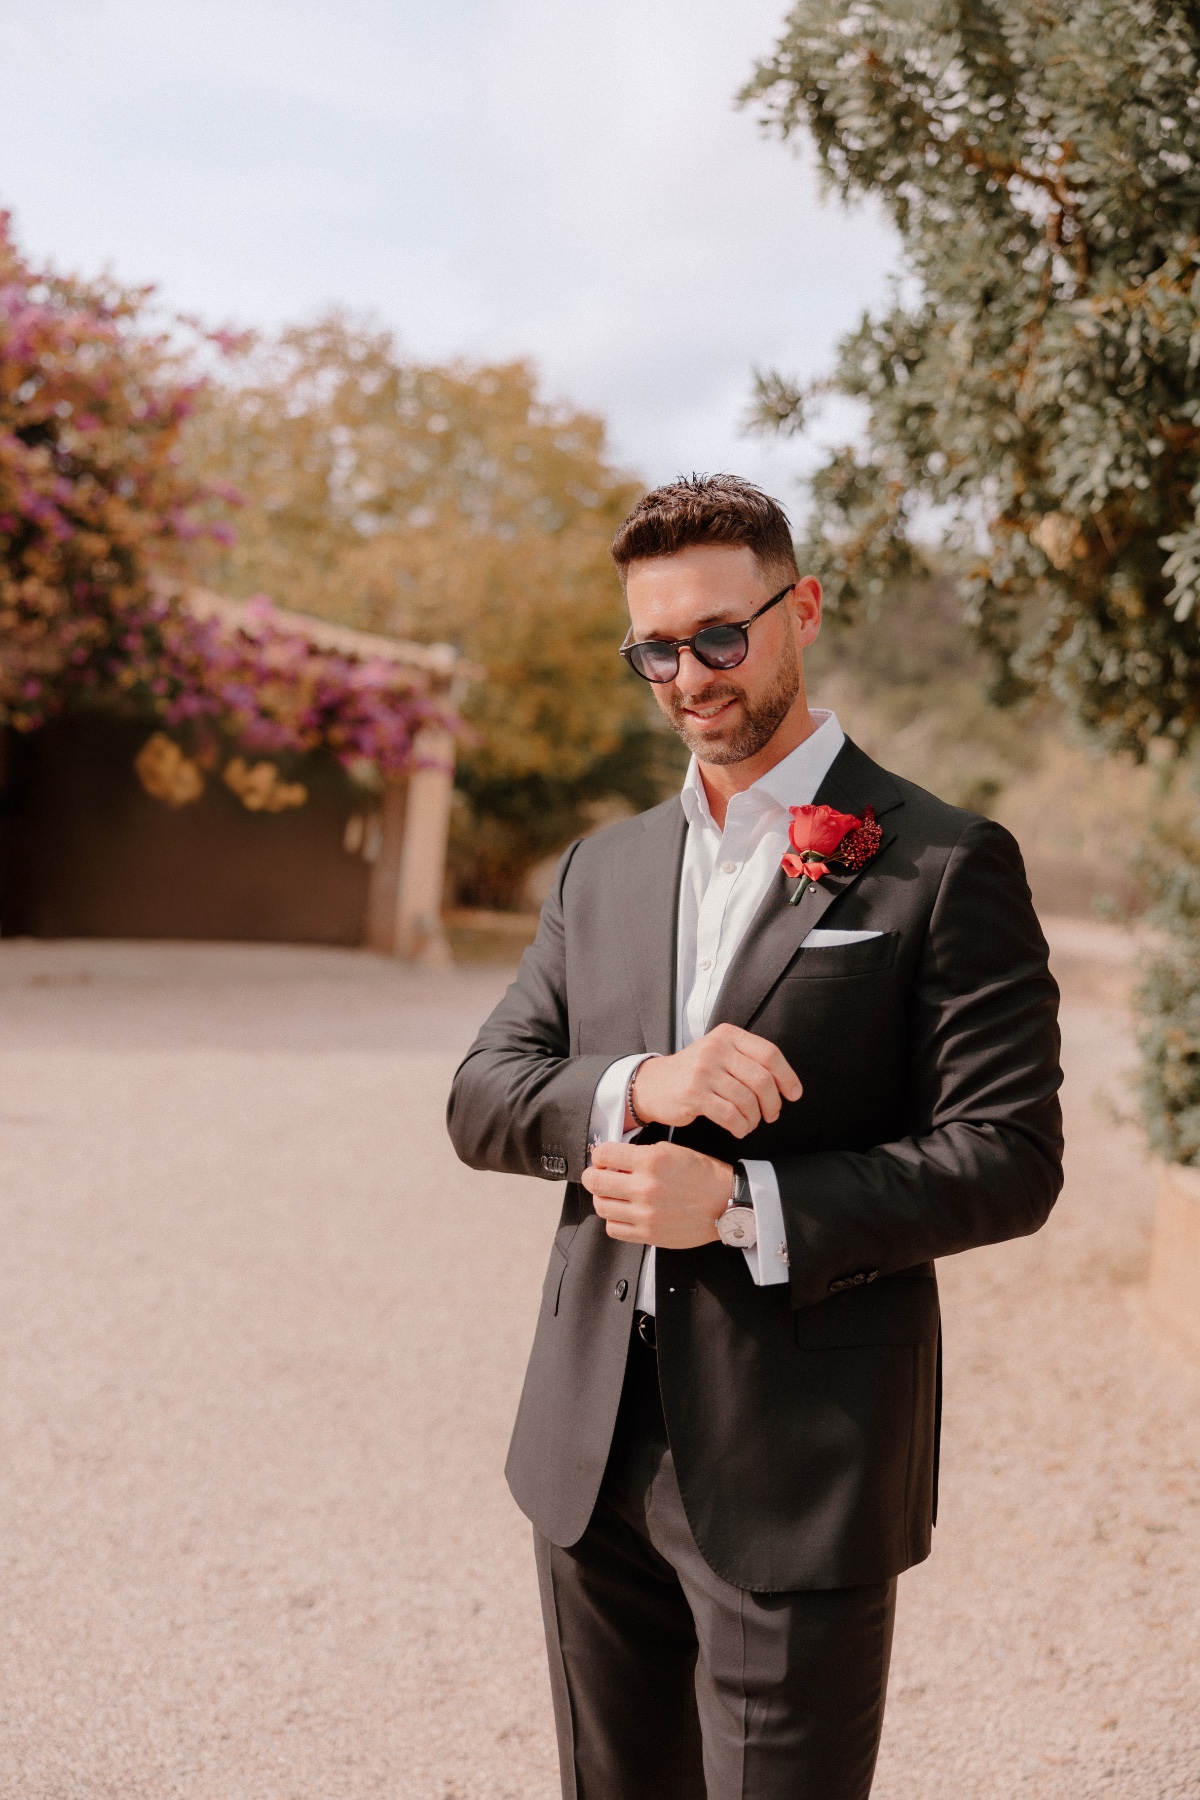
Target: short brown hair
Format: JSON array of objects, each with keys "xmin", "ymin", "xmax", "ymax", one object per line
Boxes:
[{"xmin": 610, "ymin": 473, "xmax": 799, "ymax": 584}]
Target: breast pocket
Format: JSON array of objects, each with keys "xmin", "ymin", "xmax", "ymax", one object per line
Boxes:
[{"xmin": 784, "ymin": 930, "xmax": 899, "ymax": 980}]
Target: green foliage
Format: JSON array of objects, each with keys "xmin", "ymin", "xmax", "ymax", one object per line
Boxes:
[
  {"xmin": 449, "ymin": 725, "xmax": 685, "ymax": 910},
  {"xmin": 804, "ymin": 563, "xmax": 1044, "ymax": 813},
  {"xmin": 744, "ymin": 0, "xmax": 1200, "ymax": 757},
  {"xmin": 184, "ymin": 316, "xmax": 674, "ymax": 904},
  {"xmin": 1136, "ymin": 784, "xmax": 1200, "ymax": 1164},
  {"xmin": 746, "ymin": 0, "xmax": 1200, "ymax": 1159}
]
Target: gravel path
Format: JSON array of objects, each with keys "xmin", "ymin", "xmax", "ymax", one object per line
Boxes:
[{"xmin": 0, "ymin": 926, "xmax": 1196, "ymax": 1799}]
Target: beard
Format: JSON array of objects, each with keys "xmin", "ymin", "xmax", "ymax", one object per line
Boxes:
[{"xmin": 664, "ymin": 635, "xmax": 801, "ymax": 765}]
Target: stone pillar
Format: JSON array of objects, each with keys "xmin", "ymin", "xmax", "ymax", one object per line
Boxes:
[
  {"xmin": 1148, "ymin": 1161, "xmax": 1200, "ymax": 1362},
  {"xmin": 392, "ymin": 727, "xmax": 455, "ymax": 966},
  {"xmin": 365, "ymin": 779, "xmax": 408, "ymax": 955}
]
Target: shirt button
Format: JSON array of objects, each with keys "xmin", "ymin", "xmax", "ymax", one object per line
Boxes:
[
  {"xmin": 699, "ymin": 958, "xmax": 712, "ymax": 971},
  {"xmin": 721, "ymin": 860, "xmax": 737, "ymax": 874}
]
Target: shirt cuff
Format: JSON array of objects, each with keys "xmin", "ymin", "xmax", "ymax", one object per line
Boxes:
[
  {"xmin": 739, "ymin": 1159, "xmax": 789, "ymax": 1286},
  {"xmin": 588, "ymin": 1053, "xmax": 654, "ymax": 1149}
]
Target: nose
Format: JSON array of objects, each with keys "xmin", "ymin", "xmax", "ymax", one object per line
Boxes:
[{"xmin": 675, "ymin": 644, "xmax": 722, "ymax": 687}]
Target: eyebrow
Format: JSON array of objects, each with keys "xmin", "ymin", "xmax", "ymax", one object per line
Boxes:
[{"xmin": 639, "ymin": 609, "xmax": 739, "ymax": 640}]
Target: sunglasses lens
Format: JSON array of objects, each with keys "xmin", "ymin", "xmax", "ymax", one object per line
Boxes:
[
  {"xmin": 693, "ymin": 625, "xmax": 749, "ymax": 670},
  {"xmin": 628, "ymin": 642, "xmax": 679, "ymax": 683}
]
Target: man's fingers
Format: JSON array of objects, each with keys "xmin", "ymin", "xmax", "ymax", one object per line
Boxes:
[
  {"xmin": 592, "ymin": 1192, "xmax": 651, "ymax": 1239},
  {"xmin": 592, "ymin": 1191, "xmax": 637, "ymax": 1217},
  {"xmin": 587, "ymin": 1140, "xmax": 642, "ymax": 1172},
  {"xmin": 583, "ymin": 1164, "xmax": 641, "ymax": 1202},
  {"xmin": 708, "ymin": 1073, "xmax": 763, "ymax": 1133},
  {"xmin": 603, "ymin": 1220, "xmax": 650, "ymax": 1242},
  {"xmin": 726, "ymin": 1050, "xmax": 784, "ymax": 1123},
  {"xmin": 702, "ymin": 1091, "xmax": 757, "ymax": 1140},
  {"xmin": 725, "ymin": 1028, "xmax": 802, "ymax": 1101}
]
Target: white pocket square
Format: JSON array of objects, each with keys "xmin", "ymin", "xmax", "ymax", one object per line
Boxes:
[{"xmin": 801, "ymin": 928, "xmax": 884, "ymax": 947}]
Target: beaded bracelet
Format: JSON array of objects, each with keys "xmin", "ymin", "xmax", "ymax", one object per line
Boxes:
[{"xmin": 627, "ymin": 1060, "xmax": 651, "ymax": 1129}]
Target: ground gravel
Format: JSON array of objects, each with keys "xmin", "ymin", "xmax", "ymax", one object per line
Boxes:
[{"xmin": 0, "ymin": 925, "xmax": 1195, "ymax": 1799}]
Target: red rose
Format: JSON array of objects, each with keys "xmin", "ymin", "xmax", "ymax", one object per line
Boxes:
[
  {"xmin": 785, "ymin": 804, "xmax": 860, "ymax": 857},
  {"xmin": 781, "ymin": 803, "xmax": 882, "ymax": 902}
]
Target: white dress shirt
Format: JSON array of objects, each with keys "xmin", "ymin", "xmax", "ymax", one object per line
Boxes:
[{"xmin": 588, "ymin": 709, "xmax": 854, "ymax": 1313}]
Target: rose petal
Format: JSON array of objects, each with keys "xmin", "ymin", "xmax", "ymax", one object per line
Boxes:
[{"xmin": 788, "ymin": 803, "xmax": 861, "ymax": 856}]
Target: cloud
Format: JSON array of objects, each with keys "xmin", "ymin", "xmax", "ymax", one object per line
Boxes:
[{"xmin": 0, "ymin": 0, "xmax": 898, "ymax": 495}]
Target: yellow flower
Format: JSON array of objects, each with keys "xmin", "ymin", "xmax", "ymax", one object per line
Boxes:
[
  {"xmin": 133, "ymin": 732, "xmax": 204, "ymax": 807},
  {"xmin": 223, "ymin": 756, "xmax": 307, "ymax": 812}
]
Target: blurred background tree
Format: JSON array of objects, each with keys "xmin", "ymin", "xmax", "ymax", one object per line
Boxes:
[
  {"xmin": 744, "ymin": 0, "xmax": 1200, "ymax": 1161},
  {"xmin": 0, "ymin": 225, "xmax": 448, "ymax": 795},
  {"xmin": 184, "ymin": 316, "xmax": 677, "ymax": 907},
  {"xmin": 744, "ymin": 0, "xmax": 1200, "ymax": 750},
  {"xmin": 0, "ymin": 210, "xmax": 218, "ymax": 730}
]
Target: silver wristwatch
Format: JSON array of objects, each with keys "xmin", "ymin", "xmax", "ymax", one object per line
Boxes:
[{"xmin": 716, "ymin": 1163, "xmax": 757, "ymax": 1249}]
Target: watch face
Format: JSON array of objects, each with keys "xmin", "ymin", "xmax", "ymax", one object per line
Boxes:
[{"xmin": 717, "ymin": 1206, "xmax": 757, "ymax": 1249}]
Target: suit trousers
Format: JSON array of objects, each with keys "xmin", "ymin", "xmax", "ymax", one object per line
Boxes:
[{"xmin": 534, "ymin": 1326, "xmax": 897, "ymax": 1800}]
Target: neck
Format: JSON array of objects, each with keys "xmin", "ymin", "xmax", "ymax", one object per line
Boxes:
[{"xmin": 697, "ymin": 692, "xmax": 819, "ymax": 831}]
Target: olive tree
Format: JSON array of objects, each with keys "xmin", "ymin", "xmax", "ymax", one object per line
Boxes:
[{"xmin": 744, "ymin": 0, "xmax": 1200, "ymax": 1159}]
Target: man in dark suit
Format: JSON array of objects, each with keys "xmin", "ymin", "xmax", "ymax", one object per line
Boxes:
[{"xmin": 447, "ymin": 474, "xmax": 1063, "ymax": 1799}]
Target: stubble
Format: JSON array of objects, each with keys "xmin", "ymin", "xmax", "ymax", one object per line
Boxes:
[{"xmin": 663, "ymin": 633, "xmax": 801, "ymax": 766}]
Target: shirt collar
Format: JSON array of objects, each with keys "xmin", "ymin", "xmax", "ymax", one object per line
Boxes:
[{"xmin": 680, "ymin": 710, "xmax": 845, "ymax": 831}]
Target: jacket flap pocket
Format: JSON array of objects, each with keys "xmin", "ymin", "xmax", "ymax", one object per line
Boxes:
[
  {"xmin": 783, "ymin": 931, "xmax": 899, "ymax": 979},
  {"xmin": 794, "ymin": 1276, "xmax": 939, "ymax": 1348},
  {"xmin": 541, "ymin": 1243, "xmax": 569, "ymax": 1316}
]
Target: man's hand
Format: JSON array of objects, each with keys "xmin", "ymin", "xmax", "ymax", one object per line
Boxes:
[
  {"xmin": 582, "ymin": 1140, "xmax": 734, "ymax": 1248},
  {"xmin": 630, "ymin": 1023, "xmax": 802, "ymax": 1139}
]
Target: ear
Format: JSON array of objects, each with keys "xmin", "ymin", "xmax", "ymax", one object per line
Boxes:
[{"xmin": 792, "ymin": 575, "xmax": 822, "ymax": 647}]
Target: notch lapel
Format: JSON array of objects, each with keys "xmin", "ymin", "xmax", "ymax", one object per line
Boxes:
[
  {"xmin": 707, "ymin": 739, "xmax": 905, "ymax": 1033},
  {"xmin": 616, "ymin": 798, "xmax": 688, "ymax": 1054}
]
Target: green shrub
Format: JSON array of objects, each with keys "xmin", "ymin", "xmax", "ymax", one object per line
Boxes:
[{"xmin": 1137, "ymin": 785, "xmax": 1200, "ymax": 1165}]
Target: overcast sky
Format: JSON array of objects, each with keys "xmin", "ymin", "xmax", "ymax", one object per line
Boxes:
[{"xmin": 0, "ymin": 0, "xmax": 897, "ymax": 504}]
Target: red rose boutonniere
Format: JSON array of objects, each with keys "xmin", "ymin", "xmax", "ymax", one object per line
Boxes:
[{"xmin": 782, "ymin": 803, "xmax": 883, "ymax": 904}]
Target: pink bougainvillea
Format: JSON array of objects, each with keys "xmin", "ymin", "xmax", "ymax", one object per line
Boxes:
[
  {"xmin": 0, "ymin": 215, "xmax": 456, "ymax": 776},
  {"xmin": 35, "ymin": 589, "xmax": 456, "ymax": 776}
]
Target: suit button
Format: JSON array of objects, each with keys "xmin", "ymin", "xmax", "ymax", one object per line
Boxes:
[
  {"xmin": 866, "ymin": 1270, "xmax": 879, "ymax": 1283},
  {"xmin": 829, "ymin": 1278, "xmax": 848, "ymax": 1293},
  {"xmin": 853, "ymin": 1272, "xmax": 866, "ymax": 1285},
  {"xmin": 614, "ymin": 1279, "xmax": 628, "ymax": 1301}
]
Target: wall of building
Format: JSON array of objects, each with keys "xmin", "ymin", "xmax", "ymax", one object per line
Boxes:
[{"xmin": 0, "ymin": 715, "xmax": 377, "ymax": 946}]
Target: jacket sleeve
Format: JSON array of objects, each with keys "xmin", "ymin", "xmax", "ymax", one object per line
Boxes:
[
  {"xmin": 446, "ymin": 841, "xmax": 618, "ymax": 1184},
  {"xmin": 777, "ymin": 817, "xmax": 1065, "ymax": 1309}
]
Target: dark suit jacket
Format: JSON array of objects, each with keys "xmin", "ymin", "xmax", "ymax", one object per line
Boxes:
[{"xmin": 446, "ymin": 739, "xmax": 1063, "ymax": 1593}]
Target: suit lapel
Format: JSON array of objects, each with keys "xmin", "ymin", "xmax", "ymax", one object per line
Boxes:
[
  {"xmin": 707, "ymin": 739, "xmax": 905, "ymax": 1032},
  {"xmin": 617, "ymin": 798, "xmax": 687, "ymax": 1054}
]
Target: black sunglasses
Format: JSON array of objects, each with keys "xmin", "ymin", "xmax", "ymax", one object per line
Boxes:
[{"xmin": 619, "ymin": 584, "xmax": 795, "ymax": 684}]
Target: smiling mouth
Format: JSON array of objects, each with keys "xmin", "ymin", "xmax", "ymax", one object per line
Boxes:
[{"xmin": 682, "ymin": 696, "xmax": 738, "ymax": 724}]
